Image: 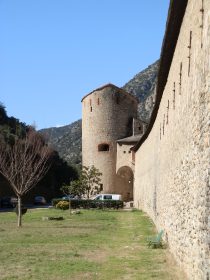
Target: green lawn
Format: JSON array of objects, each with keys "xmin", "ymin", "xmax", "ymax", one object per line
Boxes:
[{"xmin": 0, "ymin": 208, "xmax": 183, "ymax": 280}]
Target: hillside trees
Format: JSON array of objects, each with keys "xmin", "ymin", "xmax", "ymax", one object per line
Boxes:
[
  {"xmin": 0, "ymin": 103, "xmax": 79, "ymax": 204},
  {"xmin": 0, "ymin": 102, "xmax": 7, "ymax": 124},
  {"xmin": 43, "ymin": 151, "xmax": 79, "ymax": 198},
  {"xmin": 0, "ymin": 129, "xmax": 53, "ymax": 227}
]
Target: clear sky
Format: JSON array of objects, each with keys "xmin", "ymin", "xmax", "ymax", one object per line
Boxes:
[{"xmin": 0, "ymin": 0, "xmax": 169, "ymax": 129}]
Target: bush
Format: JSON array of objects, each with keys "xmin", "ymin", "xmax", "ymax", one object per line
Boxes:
[
  {"xmin": 56, "ymin": 201, "xmax": 69, "ymax": 210},
  {"xmin": 14, "ymin": 205, "xmax": 27, "ymax": 215},
  {"xmin": 52, "ymin": 199, "xmax": 123, "ymax": 209},
  {"xmin": 42, "ymin": 216, "xmax": 64, "ymax": 221}
]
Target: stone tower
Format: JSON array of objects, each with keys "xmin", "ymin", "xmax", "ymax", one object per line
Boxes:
[{"xmin": 82, "ymin": 83, "xmax": 138, "ymax": 195}]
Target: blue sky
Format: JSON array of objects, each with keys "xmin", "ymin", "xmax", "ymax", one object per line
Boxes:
[{"xmin": 0, "ymin": 0, "xmax": 169, "ymax": 129}]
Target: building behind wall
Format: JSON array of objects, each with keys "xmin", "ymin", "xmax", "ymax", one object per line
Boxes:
[{"xmin": 133, "ymin": 0, "xmax": 210, "ymax": 279}]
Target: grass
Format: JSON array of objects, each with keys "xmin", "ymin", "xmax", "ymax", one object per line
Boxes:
[{"xmin": 0, "ymin": 208, "xmax": 184, "ymax": 280}]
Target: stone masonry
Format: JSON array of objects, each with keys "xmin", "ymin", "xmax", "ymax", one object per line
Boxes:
[
  {"xmin": 134, "ymin": 0, "xmax": 210, "ymax": 279},
  {"xmin": 81, "ymin": 0, "xmax": 209, "ymax": 278},
  {"xmin": 82, "ymin": 84, "xmax": 139, "ymax": 200}
]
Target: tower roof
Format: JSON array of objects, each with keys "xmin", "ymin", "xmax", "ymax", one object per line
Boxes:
[
  {"xmin": 81, "ymin": 83, "xmax": 138, "ymax": 103},
  {"xmin": 117, "ymin": 134, "xmax": 142, "ymax": 145}
]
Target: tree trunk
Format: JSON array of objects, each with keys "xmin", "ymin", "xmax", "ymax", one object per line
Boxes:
[
  {"xmin": 87, "ymin": 186, "xmax": 90, "ymax": 199},
  {"xmin": 17, "ymin": 196, "xmax": 22, "ymax": 227},
  {"xmin": 69, "ymin": 198, "xmax": 71, "ymax": 215}
]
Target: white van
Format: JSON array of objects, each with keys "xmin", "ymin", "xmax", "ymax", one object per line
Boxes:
[{"xmin": 92, "ymin": 194, "xmax": 122, "ymax": 201}]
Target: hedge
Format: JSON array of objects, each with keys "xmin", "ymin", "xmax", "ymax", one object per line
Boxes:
[{"xmin": 52, "ymin": 199, "xmax": 123, "ymax": 209}]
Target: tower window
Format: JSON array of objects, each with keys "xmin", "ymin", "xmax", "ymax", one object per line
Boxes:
[
  {"xmin": 98, "ymin": 143, "xmax": 109, "ymax": 152},
  {"xmin": 138, "ymin": 126, "xmax": 142, "ymax": 133}
]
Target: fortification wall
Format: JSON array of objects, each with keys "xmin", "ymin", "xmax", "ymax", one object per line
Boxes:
[
  {"xmin": 134, "ymin": 1, "xmax": 210, "ymax": 279},
  {"xmin": 82, "ymin": 85, "xmax": 137, "ymax": 194}
]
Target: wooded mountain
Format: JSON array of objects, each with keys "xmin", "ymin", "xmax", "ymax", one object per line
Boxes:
[
  {"xmin": 0, "ymin": 103, "xmax": 78, "ymax": 200},
  {"xmin": 40, "ymin": 60, "xmax": 159, "ymax": 165},
  {"xmin": 40, "ymin": 120, "xmax": 82, "ymax": 166}
]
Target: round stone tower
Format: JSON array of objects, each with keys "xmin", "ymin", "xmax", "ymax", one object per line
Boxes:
[{"xmin": 82, "ymin": 83, "xmax": 138, "ymax": 195}]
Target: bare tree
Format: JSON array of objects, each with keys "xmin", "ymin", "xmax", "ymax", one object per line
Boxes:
[{"xmin": 0, "ymin": 129, "xmax": 53, "ymax": 227}]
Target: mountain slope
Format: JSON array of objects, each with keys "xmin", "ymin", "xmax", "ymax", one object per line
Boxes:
[
  {"xmin": 123, "ymin": 60, "xmax": 159, "ymax": 121},
  {"xmin": 40, "ymin": 120, "xmax": 82, "ymax": 165},
  {"xmin": 40, "ymin": 60, "xmax": 159, "ymax": 165}
]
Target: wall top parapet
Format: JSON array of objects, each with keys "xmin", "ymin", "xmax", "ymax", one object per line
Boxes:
[{"xmin": 81, "ymin": 83, "xmax": 138, "ymax": 104}]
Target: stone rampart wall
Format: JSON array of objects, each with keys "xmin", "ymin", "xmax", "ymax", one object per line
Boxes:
[{"xmin": 134, "ymin": 1, "xmax": 210, "ymax": 279}]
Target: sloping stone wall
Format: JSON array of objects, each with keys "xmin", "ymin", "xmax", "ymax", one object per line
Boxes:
[{"xmin": 134, "ymin": 1, "xmax": 210, "ymax": 279}]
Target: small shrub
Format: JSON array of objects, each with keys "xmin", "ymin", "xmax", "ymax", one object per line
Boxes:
[
  {"xmin": 42, "ymin": 216, "xmax": 64, "ymax": 221},
  {"xmin": 56, "ymin": 201, "xmax": 69, "ymax": 210}
]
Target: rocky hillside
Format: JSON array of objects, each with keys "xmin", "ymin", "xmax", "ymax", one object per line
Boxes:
[
  {"xmin": 40, "ymin": 60, "xmax": 159, "ymax": 165},
  {"xmin": 123, "ymin": 60, "xmax": 159, "ymax": 121},
  {"xmin": 40, "ymin": 120, "xmax": 82, "ymax": 166}
]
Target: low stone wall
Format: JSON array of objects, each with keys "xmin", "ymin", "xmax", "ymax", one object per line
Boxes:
[{"xmin": 134, "ymin": 1, "xmax": 210, "ymax": 279}]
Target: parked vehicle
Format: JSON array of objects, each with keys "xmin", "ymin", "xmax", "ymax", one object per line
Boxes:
[
  {"xmin": 62, "ymin": 195, "xmax": 75, "ymax": 200},
  {"xmin": 34, "ymin": 196, "xmax": 46, "ymax": 205},
  {"xmin": 0, "ymin": 196, "xmax": 18, "ymax": 208},
  {"xmin": 92, "ymin": 194, "xmax": 122, "ymax": 201}
]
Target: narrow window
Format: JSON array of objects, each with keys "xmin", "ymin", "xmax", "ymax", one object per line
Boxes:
[
  {"xmin": 97, "ymin": 98, "xmax": 100, "ymax": 105},
  {"xmin": 179, "ymin": 62, "xmax": 182, "ymax": 95},
  {"xmin": 188, "ymin": 31, "xmax": 192, "ymax": 76},
  {"xmin": 90, "ymin": 106, "xmax": 92, "ymax": 112},
  {"xmin": 160, "ymin": 123, "xmax": 161, "ymax": 140},
  {"xmin": 104, "ymin": 195, "xmax": 112, "ymax": 200},
  {"xmin": 173, "ymin": 82, "xmax": 176, "ymax": 109},
  {"xmin": 116, "ymin": 96, "xmax": 119, "ymax": 104},
  {"xmin": 163, "ymin": 115, "xmax": 165, "ymax": 135},
  {"xmin": 98, "ymin": 143, "xmax": 109, "ymax": 152},
  {"xmin": 166, "ymin": 100, "xmax": 169, "ymax": 125},
  {"xmin": 200, "ymin": 0, "xmax": 204, "ymax": 48},
  {"xmin": 138, "ymin": 126, "xmax": 142, "ymax": 133}
]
